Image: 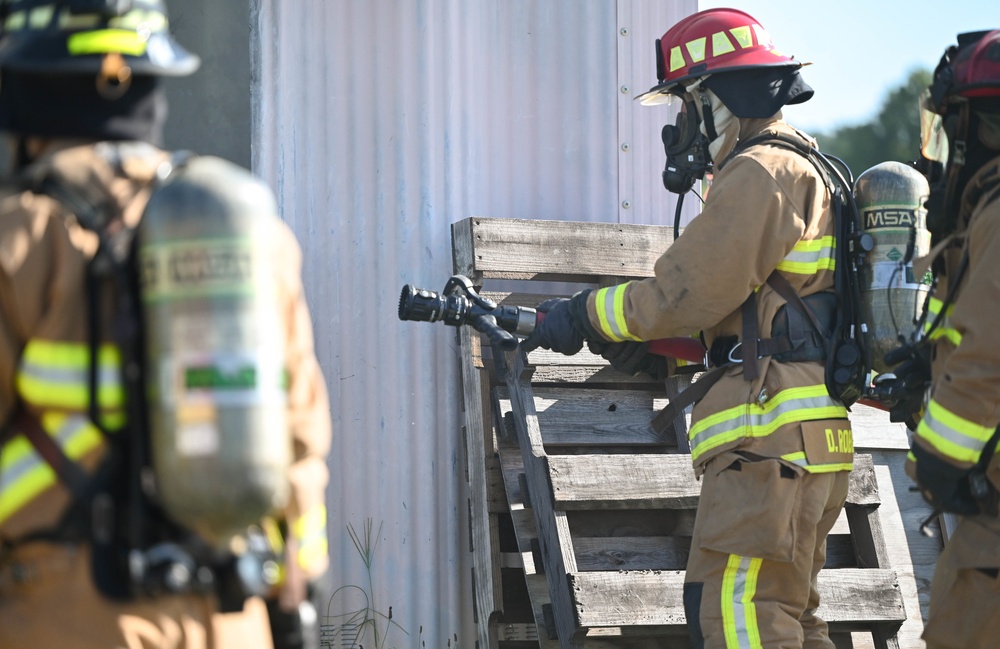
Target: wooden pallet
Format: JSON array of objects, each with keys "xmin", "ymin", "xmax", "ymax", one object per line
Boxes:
[
  {"xmin": 452, "ymin": 217, "xmax": 909, "ymax": 649},
  {"xmin": 494, "ymin": 348, "xmax": 904, "ymax": 649}
]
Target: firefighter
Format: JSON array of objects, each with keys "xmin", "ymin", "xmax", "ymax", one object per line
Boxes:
[
  {"xmin": 894, "ymin": 28, "xmax": 1000, "ymax": 649},
  {"xmin": 0, "ymin": 2, "xmax": 331, "ymax": 648},
  {"xmin": 523, "ymin": 8, "xmax": 852, "ymax": 648}
]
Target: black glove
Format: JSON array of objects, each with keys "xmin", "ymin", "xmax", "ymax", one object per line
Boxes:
[
  {"xmin": 521, "ymin": 291, "xmax": 593, "ymax": 355},
  {"xmin": 910, "ymin": 441, "xmax": 982, "ymax": 516},
  {"xmin": 880, "ymin": 343, "xmax": 933, "ymax": 428},
  {"xmin": 267, "ymin": 588, "xmax": 321, "ymax": 649},
  {"xmin": 588, "ymin": 340, "xmax": 669, "ymax": 381}
]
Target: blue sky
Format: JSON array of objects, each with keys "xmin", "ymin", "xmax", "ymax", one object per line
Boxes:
[{"xmin": 698, "ymin": 1, "xmax": 998, "ymax": 132}]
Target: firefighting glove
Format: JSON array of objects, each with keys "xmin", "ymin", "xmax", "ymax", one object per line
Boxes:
[
  {"xmin": 588, "ymin": 340, "xmax": 669, "ymax": 381},
  {"xmin": 881, "ymin": 343, "xmax": 933, "ymax": 429},
  {"xmin": 521, "ymin": 291, "xmax": 594, "ymax": 355},
  {"xmin": 910, "ymin": 442, "xmax": 982, "ymax": 516},
  {"xmin": 267, "ymin": 585, "xmax": 321, "ymax": 649}
]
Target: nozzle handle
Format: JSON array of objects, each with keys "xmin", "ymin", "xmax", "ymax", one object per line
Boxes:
[{"xmin": 471, "ymin": 314, "xmax": 518, "ymax": 351}]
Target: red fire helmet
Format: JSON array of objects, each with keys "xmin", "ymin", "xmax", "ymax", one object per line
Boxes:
[{"xmin": 636, "ymin": 8, "xmax": 804, "ymax": 106}]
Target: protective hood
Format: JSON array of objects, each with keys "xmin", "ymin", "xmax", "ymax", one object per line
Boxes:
[
  {"xmin": 690, "ymin": 82, "xmax": 740, "ymax": 163},
  {"xmin": 0, "ymin": 70, "xmax": 166, "ymax": 144},
  {"xmin": 702, "ymin": 66, "xmax": 813, "ymax": 118}
]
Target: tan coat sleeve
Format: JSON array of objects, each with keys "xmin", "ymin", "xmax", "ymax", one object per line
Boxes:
[
  {"xmin": 274, "ymin": 221, "xmax": 332, "ymax": 583},
  {"xmin": 0, "ymin": 190, "xmax": 60, "ymax": 425},
  {"xmin": 588, "ymin": 152, "xmax": 808, "ymax": 341},
  {"xmin": 915, "ymin": 196, "xmax": 1000, "ymax": 466}
]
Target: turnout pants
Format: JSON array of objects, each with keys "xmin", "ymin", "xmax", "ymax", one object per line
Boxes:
[
  {"xmin": 684, "ymin": 451, "xmax": 850, "ymax": 649},
  {"xmin": 0, "ymin": 541, "xmax": 274, "ymax": 649},
  {"xmin": 923, "ymin": 514, "xmax": 1000, "ymax": 649}
]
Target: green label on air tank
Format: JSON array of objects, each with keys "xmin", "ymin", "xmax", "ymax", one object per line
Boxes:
[{"xmin": 185, "ymin": 365, "xmax": 257, "ymax": 390}]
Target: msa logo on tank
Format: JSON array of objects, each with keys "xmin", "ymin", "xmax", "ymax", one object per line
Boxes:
[
  {"xmin": 141, "ymin": 240, "xmax": 253, "ymax": 291},
  {"xmin": 864, "ymin": 208, "xmax": 921, "ymax": 229},
  {"xmin": 138, "ymin": 156, "xmax": 291, "ymax": 546}
]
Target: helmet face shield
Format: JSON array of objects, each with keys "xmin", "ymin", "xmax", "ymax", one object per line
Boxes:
[{"xmin": 919, "ymin": 89, "xmax": 950, "ymax": 166}]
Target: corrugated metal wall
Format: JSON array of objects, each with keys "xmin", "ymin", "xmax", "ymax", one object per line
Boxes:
[{"xmin": 250, "ymin": 1, "xmax": 696, "ymax": 646}]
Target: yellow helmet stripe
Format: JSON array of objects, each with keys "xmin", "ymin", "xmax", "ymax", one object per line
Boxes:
[
  {"xmin": 669, "ymin": 45, "xmax": 686, "ymax": 73},
  {"xmin": 29, "ymin": 5, "xmax": 55, "ymax": 29},
  {"xmin": 109, "ymin": 9, "xmax": 169, "ymax": 32},
  {"xmin": 752, "ymin": 24, "xmax": 772, "ymax": 48},
  {"xmin": 67, "ymin": 29, "xmax": 148, "ymax": 56},
  {"xmin": 685, "ymin": 37, "xmax": 707, "ymax": 63},
  {"xmin": 59, "ymin": 11, "xmax": 102, "ymax": 30},
  {"xmin": 7, "ymin": 7, "xmax": 168, "ymax": 33},
  {"xmin": 729, "ymin": 25, "xmax": 753, "ymax": 49},
  {"xmin": 712, "ymin": 32, "xmax": 736, "ymax": 57}
]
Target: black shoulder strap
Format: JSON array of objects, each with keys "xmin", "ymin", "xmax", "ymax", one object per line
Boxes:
[{"xmin": 717, "ymin": 130, "xmax": 872, "ymax": 405}]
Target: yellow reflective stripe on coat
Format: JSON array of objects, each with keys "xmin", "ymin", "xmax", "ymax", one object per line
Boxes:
[
  {"xmin": 292, "ymin": 504, "xmax": 328, "ymax": 571},
  {"xmin": 16, "ymin": 339, "xmax": 125, "ymax": 418},
  {"xmin": 0, "ymin": 414, "xmax": 103, "ymax": 525},
  {"xmin": 924, "ymin": 297, "xmax": 962, "ymax": 346},
  {"xmin": 593, "ymin": 283, "xmax": 642, "ymax": 343},
  {"xmin": 774, "ymin": 236, "xmax": 836, "ymax": 275},
  {"xmin": 689, "ymin": 385, "xmax": 847, "ymax": 462},
  {"xmin": 722, "ymin": 554, "xmax": 764, "ymax": 649},
  {"xmin": 916, "ymin": 399, "xmax": 996, "ymax": 464}
]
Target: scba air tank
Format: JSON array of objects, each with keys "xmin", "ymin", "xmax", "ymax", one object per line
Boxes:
[
  {"xmin": 854, "ymin": 161, "xmax": 932, "ymax": 374},
  {"xmin": 138, "ymin": 156, "xmax": 291, "ymax": 547}
]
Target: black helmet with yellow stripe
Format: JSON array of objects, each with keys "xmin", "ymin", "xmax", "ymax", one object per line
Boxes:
[
  {"xmin": 0, "ymin": 1, "xmax": 200, "ymax": 149},
  {"xmin": 0, "ymin": 0, "xmax": 199, "ymax": 77}
]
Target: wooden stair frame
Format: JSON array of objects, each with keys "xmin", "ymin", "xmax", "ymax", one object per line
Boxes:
[{"xmin": 452, "ymin": 217, "xmax": 907, "ymax": 649}]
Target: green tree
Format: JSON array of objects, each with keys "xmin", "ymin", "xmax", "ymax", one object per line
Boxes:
[{"xmin": 814, "ymin": 68, "xmax": 932, "ymax": 179}]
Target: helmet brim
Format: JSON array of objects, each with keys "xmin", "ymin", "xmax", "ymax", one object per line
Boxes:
[{"xmin": 636, "ymin": 60, "xmax": 805, "ymax": 106}]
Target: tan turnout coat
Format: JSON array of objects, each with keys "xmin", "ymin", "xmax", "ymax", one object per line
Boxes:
[{"xmin": 0, "ymin": 141, "xmax": 331, "ymax": 649}]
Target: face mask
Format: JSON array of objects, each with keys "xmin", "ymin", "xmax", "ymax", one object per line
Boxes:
[{"xmin": 660, "ymin": 83, "xmax": 713, "ymax": 195}]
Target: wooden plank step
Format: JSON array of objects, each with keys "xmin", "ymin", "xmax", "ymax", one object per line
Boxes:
[
  {"xmin": 571, "ymin": 533, "xmax": 860, "ymax": 572},
  {"xmin": 452, "ymin": 217, "xmax": 675, "ymax": 282},
  {"xmin": 500, "ymin": 446, "xmax": 902, "ymax": 647},
  {"xmin": 546, "ymin": 454, "xmax": 880, "ymax": 511},
  {"xmin": 570, "ymin": 569, "xmax": 906, "ymax": 629},
  {"xmin": 496, "ymin": 387, "xmax": 672, "ymax": 447}
]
